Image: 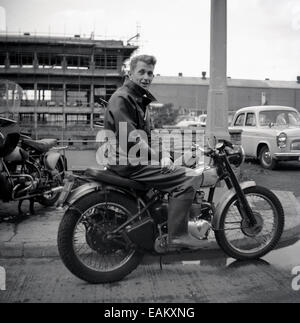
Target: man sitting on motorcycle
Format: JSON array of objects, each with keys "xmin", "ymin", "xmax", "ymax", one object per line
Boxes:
[{"xmin": 104, "ymin": 54, "xmax": 204, "ymax": 249}]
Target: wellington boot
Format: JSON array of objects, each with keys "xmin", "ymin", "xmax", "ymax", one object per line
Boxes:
[{"xmin": 168, "ymin": 197, "xmax": 203, "ymax": 250}]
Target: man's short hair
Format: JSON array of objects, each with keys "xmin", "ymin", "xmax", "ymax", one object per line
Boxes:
[{"xmin": 130, "ymin": 55, "xmax": 157, "ymax": 72}]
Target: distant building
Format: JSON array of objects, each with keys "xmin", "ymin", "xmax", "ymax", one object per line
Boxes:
[
  {"xmin": 0, "ymin": 33, "xmax": 137, "ymax": 143},
  {"xmin": 151, "ymin": 76, "xmax": 300, "ymax": 115}
]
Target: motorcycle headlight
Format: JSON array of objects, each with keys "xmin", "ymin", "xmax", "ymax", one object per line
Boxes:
[
  {"xmin": 277, "ymin": 132, "xmax": 287, "ymax": 148},
  {"xmin": 228, "ymin": 145, "xmax": 245, "ymax": 167}
]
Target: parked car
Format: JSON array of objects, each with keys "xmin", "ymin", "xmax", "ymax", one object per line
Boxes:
[
  {"xmin": 175, "ymin": 115, "xmax": 206, "ymax": 128},
  {"xmin": 198, "ymin": 114, "xmax": 207, "ymax": 127},
  {"xmin": 229, "ymin": 105, "xmax": 300, "ymax": 169}
]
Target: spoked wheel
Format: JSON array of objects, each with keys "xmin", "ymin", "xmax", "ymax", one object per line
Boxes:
[
  {"xmin": 57, "ymin": 191, "xmax": 143, "ymax": 284},
  {"xmin": 215, "ymin": 186, "xmax": 284, "ymax": 260}
]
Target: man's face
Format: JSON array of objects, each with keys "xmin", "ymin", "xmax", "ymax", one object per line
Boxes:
[{"xmin": 129, "ymin": 61, "xmax": 155, "ymax": 90}]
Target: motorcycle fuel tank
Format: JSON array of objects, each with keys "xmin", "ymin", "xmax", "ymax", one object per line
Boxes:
[{"xmin": 201, "ymin": 166, "xmax": 218, "ymax": 187}]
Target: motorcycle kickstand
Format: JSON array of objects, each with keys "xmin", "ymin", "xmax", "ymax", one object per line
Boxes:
[{"xmin": 159, "ymin": 255, "xmax": 163, "ymax": 271}]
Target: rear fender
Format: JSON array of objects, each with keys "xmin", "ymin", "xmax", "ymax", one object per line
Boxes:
[
  {"xmin": 65, "ymin": 182, "xmax": 146, "ymax": 213},
  {"xmin": 212, "ymin": 181, "xmax": 256, "ymax": 230},
  {"xmin": 44, "ymin": 151, "xmax": 61, "ymax": 170}
]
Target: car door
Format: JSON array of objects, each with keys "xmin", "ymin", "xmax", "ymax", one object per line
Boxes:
[
  {"xmin": 242, "ymin": 112, "xmax": 258, "ymax": 157},
  {"xmin": 231, "ymin": 112, "xmax": 249, "ymax": 155}
]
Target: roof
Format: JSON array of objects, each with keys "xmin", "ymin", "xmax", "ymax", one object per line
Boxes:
[
  {"xmin": 152, "ymin": 76, "xmax": 300, "ymax": 90},
  {"xmin": 236, "ymin": 105, "xmax": 298, "ymax": 113},
  {"xmin": 0, "ymin": 34, "xmax": 138, "ymax": 50}
]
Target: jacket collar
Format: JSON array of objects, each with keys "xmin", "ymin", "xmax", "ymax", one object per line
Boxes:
[{"xmin": 124, "ymin": 79, "xmax": 157, "ymax": 104}]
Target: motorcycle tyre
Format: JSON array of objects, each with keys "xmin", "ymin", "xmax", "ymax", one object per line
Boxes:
[
  {"xmin": 57, "ymin": 191, "xmax": 144, "ymax": 284},
  {"xmin": 215, "ymin": 186, "xmax": 284, "ymax": 260}
]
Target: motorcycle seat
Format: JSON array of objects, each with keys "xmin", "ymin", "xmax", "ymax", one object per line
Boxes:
[
  {"xmin": 85, "ymin": 168, "xmax": 147, "ymax": 191},
  {"xmin": 23, "ymin": 138, "xmax": 57, "ymax": 153}
]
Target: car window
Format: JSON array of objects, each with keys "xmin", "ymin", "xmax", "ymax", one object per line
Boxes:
[
  {"xmin": 245, "ymin": 113, "xmax": 256, "ymax": 127},
  {"xmin": 288, "ymin": 113, "xmax": 300, "ymax": 126},
  {"xmin": 234, "ymin": 113, "xmax": 245, "ymax": 126},
  {"xmin": 259, "ymin": 110, "xmax": 300, "ymax": 126}
]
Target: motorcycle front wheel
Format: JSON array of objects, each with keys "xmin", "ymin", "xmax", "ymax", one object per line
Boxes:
[
  {"xmin": 57, "ymin": 191, "xmax": 143, "ymax": 284},
  {"xmin": 215, "ymin": 186, "xmax": 284, "ymax": 260}
]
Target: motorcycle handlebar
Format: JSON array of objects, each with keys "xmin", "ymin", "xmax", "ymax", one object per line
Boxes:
[{"xmin": 192, "ymin": 141, "xmax": 237, "ymax": 157}]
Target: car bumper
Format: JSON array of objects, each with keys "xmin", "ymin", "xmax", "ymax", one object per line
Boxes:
[{"xmin": 274, "ymin": 152, "xmax": 300, "ymax": 160}]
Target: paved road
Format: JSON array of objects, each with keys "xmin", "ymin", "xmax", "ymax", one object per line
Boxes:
[
  {"xmin": 1, "ymin": 245, "xmax": 300, "ymax": 303},
  {"xmin": 241, "ymin": 160, "xmax": 300, "ymax": 197}
]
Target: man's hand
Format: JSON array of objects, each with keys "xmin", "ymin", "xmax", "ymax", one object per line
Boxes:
[{"xmin": 160, "ymin": 156, "xmax": 176, "ymax": 174}]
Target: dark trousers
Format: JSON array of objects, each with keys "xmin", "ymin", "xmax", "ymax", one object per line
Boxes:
[{"xmin": 110, "ymin": 165, "xmax": 202, "ymax": 200}]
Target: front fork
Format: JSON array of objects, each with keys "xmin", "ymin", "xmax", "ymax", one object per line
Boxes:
[{"xmin": 223, "ymin": 159, "xmax": 257, "ymax": 227}]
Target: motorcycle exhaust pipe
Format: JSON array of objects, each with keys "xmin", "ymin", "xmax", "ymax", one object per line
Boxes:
[
  {"xmin": 43, "ymin": 186, "xmax": 64, "ymax": 195},
  {"xmin": 13, "ymin": 186, "xmax": 64, "ymax": 201}
]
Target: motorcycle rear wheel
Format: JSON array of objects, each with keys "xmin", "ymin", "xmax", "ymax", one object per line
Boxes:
[
  {"xmin": 57, "ymin": 191, "xmax": 143, "ymax": 284},
  {"xmin": 215, "ymin": 186, "xmax": 284, "ymax": 260}
]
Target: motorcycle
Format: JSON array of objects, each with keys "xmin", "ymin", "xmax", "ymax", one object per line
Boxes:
[
  {"xmin": 57, "ymin": 139, "xmax": 284, "ymax": 284},
  {"xmin": 0, "ymin": 116, "xmax": 67, "ymax": 216}
]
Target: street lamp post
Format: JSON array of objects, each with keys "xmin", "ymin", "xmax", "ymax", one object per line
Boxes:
[{"xmin": 206, "ymin": 0, "xmax": 229, "ymax": 143}]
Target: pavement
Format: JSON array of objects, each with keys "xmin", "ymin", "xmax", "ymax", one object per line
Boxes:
[{"xmin": 0, "ymin": 190, "xmax": 300, "ymax": 259}]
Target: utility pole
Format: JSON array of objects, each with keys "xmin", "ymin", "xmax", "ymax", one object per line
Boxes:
[{"xmin": 206, "ymin": 0, "xmax": 229, "ymax": 143}]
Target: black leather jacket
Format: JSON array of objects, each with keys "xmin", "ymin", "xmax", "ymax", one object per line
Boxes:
[{"xmin": 104, "ymin": 79, "xmax": 158, "ymax": 174}]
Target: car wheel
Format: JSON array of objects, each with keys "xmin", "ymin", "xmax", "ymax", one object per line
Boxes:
[{"xmin": 259, "ymin": 146, "xmax": 277, "ymax": 170}]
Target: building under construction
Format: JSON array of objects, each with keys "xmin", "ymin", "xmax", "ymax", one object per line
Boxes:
[{"xmin": 0, "ymin": 33, "xmax": 137, "ymax": 144}]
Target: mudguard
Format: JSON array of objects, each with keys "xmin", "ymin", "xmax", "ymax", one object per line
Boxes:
[
  {"xmin": 212, "ymin": 181, "xmax": 256, "ymax": 230},
  {"xmin": 64, "ymin": 182, "xmax": 142, "ymax": 210},
  {"xmin": 65, "ymin": 182, "xmax": 101, "ymax": 207},
  {"xmin": 44, "ymin": 151, "xmax": 61, "ymax": 170}
]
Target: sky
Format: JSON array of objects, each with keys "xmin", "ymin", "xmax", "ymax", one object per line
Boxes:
[{"xmin": 0, "ymin": 0, "xmax": 299, "ymax": 81}]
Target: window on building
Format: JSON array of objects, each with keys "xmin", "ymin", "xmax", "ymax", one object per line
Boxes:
[
  {"xmin": 94, "ymin": 55, "xmax": 117, "ymax": 70},
  {"xmin": 9, "ymin": 52, "xmax": 21, "ymax": 67},
  {"xmin": 37, "ymin": 113, "xmax": 48, "ymax": 124},
  {"xmin": 47, "ymin": 114, "xmax": 64, "ymax": 125},
  {"xmin": 22, "ymin": 90, "xmax": 35, "ymax": 101},
  {"xmin": 79, "ymin": 56, "xmax": 90, "ymax": 69},
  {"xmin": 66, "ymin": 90, "xmax": 88, "ymax": 107},
  {"xmin": 66, "ymin": 56, "xmax": 78, "ymax": 68},
  {"xmin": 19, "ymin": 113, "xmax": 34, "ymax": 124},
  {"xmin": 94, "ymin": 85, "xmax": 117, "ymax": 103},
  {"xmin": 66, "ymin": 114, "xmax": 90, "ymax": 125},
  {"xmin": 106, "ymin": 55, "xmax": 117, "ymax": 69},
  {"xmin": 49, "ymin": 54, "xmax": 63, "ymax": 68},
  {"xmin": 21, "ymin": 53, "xmax": 33, "ymax": 67},
  {"xmin": 37, "ymin": 53, "xmax": 50, "ymax": 67}
]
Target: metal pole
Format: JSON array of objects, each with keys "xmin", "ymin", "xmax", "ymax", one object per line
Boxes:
[
  {"xmin": 206, "ymin": 0, "xmax": 229, "ymax": 143},
  {"xmin": 34, "ymin": 82, "xmax": 38, "ymax": 139},
  {"xmin": 90, "ymin": 83, "xmax": 94, "ymax": 129}
]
